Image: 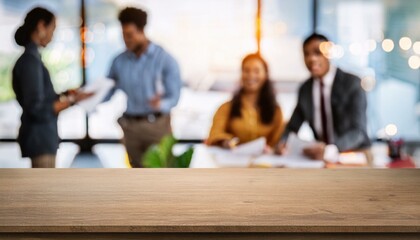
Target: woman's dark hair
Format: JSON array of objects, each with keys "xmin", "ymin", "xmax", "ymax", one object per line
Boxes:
[
  {"xmin": 118, "ymin": 7, "xmax": 148, "ymax": 30},
  {"xmin": 229, "ymin": 53, "xmax": 278, "ymax": 125},
  {"xmin": 14, "ymin": 7, "xmax": 55, "ymax": 46}
]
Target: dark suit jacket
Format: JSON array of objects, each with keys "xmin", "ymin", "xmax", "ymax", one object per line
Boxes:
[
  {"xmin": 282, "ymin": 68, "xmax": 371, "ymax": 152},
  {"xmin": 12, "ymin": 42, "xmax": 59, "ymax": 158}
]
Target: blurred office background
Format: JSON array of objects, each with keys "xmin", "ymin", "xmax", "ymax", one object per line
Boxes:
[{"xmin": 0, "ymin": 0, "xmax": 419, "ymax": 167}]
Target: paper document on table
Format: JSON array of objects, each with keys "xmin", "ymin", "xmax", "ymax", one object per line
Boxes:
[
  {"xmin": 77, "ymin": 78, "xmax": 115, "ymax": 113},
  {"xmin": 253, "ymin": 154, "xmax": 325, "ymax": 168},
  {"xmin": 207, "ymin": 147, "xmax": 254, "ymax": 167},
  {"xmin": 339, "ymin": 152, "xmax": 367, "ymax": 165},
  {"xmin": 252, "ymin": 133, "xmax": 324, "ymax": 168},
  {"xmin": 286, "ymin": 133, "xmax": 314, "ymax": 157},
  {"xmin": 232, "ymin": 137, "xmax": 266, "ymax": 156}
]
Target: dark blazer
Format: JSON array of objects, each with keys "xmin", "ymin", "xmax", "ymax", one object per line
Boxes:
[
  {"xmin": 12, "ymin": 42, "xmax": 59, "ymax": 158},
  {"xmin": 282, "ymin": 68, "xmax": 370, "ymax": 152}
]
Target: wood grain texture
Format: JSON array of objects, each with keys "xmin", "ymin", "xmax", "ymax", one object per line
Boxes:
[
  {"xmin": 0, "ymin": 169, "xmax": 419, "ymax": 233},
  {"xmin": 1, "ymin": 233, "xmax": 420, "ymax": 240}
]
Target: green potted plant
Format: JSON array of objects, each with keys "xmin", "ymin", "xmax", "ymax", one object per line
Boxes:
[{"xmin": 142, "ymin": 135, "xmax": 194, "ymax": 168}]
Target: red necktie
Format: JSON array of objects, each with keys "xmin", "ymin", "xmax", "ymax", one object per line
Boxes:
[{"xmin": 320, "ymin": 79, "xmax": 330, "ymax": 144}]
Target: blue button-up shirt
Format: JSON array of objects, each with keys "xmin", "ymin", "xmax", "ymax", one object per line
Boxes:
[{"xmin": 107, "ymin": 42, "xmax": 181, "ymax": 115}]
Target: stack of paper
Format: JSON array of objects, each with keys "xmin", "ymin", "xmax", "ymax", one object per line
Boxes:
[
  {"xmin": 285, "ymin": 133, "xmax": 314, "ymax": 157},
  {"xmin": 207, "ymin": 138, "xmax": 266, "ymax": 167},
  {"xmin": 77, "ymin": 78, "xmax": 115, "ymax": 113},
  {"xmin": 191, "ymin": 135, "xmax": 325, "ymax": 169},
  {"xmin": 231, "ymin": 137, "xmax": 266, "ymax": 156},
  {"xmin": 208, "ymin": 148, "xmax": 254, "ymax": 167},
  {"xmin": 338, "ymin": 152, "xmax": 367, "ymax": 165},
  {"xmin": 253, "ymin": 155, "xmax": 325, "ymax": 168},
  {"xmin": 253, "ymin": 133, "xmax": 325, "ymax": 168}
]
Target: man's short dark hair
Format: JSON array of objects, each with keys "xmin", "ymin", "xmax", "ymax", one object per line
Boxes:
[
  {"xmin": 118, "ymin": 7, "xmax": 148, "ymax": 30},
  {"xmin": 303, "ymin": 33, "xmax": 329, "ymax": 48}
]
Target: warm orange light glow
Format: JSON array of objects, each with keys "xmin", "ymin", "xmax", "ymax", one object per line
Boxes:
[
  {"xmin": 382, "ymin": 39, "xmax": 394, "ymax": 52},
  {"xmin": 408, "ymin": 55, "xmax": 420, "ymax": 69},
  {"xmin": 80, "ymin": 26, "xmax": 88, "ymax": 68},
  {"xmin": 256, "ymin": 0, "xmax": 262, "ymax": 54},
  {"xmin": 319, "ymin": 42, "xmax": 344, "ymax": 59},
  {"xmin": 385, "ymin": 124, "xmax": 398, "ymax": 136},
  {"xmin": 399, "ymin": 37, "xmax": 412, "ymax": 51},
  {"xmin": 361, "ymin": 76, "xmax": 376, "ymax": 92},
  {"xmin": 319, "ymin": 41, "xmax": 334, "ymax": 58}
]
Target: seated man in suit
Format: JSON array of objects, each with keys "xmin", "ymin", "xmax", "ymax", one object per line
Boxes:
[{"xmin": 277, "ymin": 33, "xmax": 370, "ymax": 161}]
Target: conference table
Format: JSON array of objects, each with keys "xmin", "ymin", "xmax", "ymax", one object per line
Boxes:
[
  {"xmin": 0, "ymin": 169, "xmax": 419, "ymax": 239},
  {"xmin": 189, "ymin": 144, "xmax": 374, "ymax": 168}
]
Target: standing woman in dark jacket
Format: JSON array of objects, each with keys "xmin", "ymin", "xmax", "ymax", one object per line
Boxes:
[{"xmin": 13, "ymin": 7, "xmax": 92, "ymax": 168}]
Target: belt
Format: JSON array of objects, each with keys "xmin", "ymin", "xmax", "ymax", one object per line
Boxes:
[{"xmin": 123, "ymin": 113, "xmax": 165, "ymax": 123}]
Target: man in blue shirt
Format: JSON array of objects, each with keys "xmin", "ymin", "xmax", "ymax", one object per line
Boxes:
[{"xmin": 107, "ymin": 7, "xmax": 181, "ymax": 168}]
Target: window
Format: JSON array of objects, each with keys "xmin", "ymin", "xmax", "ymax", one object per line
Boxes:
[
  {"xmin": 261, "ymin": 0, "xmax": 312, "ymax": 81},
  {"xmin": 317, "ymin": 0, "xmax": 420, "ymax": 140},
  {"xmin": 0, "ymin": 0, "xmax": 86, "ymax": 139},
  {"xmin": 0, "ymin": 0, "xmax": 418, "ymax": 143},
  {"xmin": 85, "ymin": 0, "xmax": 256, "ymax": 139}
]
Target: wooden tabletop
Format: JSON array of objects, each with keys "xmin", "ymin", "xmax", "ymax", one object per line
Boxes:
[{"xmin": 0, "ymin": 169, "xmax": 419, "ymax": 233}]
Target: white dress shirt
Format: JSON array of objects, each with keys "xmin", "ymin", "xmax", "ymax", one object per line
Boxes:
[{"xmin": 312, "ymin": 66, "xmax": 339, "ymax": 162}]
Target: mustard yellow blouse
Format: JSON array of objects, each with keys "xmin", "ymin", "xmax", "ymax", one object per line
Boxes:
[{"xmin": 207, "ymin": 100, "xmax": 284, "ymax": 147}]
